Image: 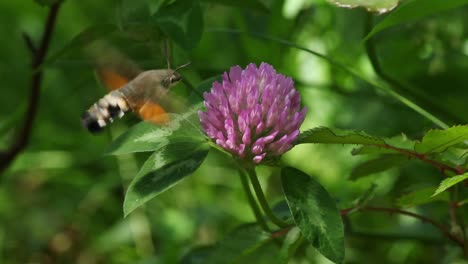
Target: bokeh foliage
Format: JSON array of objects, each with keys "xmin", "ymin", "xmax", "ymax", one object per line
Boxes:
[{"xmin": 0, "ymin": 0, "xmax": 467, "ymax": 263}]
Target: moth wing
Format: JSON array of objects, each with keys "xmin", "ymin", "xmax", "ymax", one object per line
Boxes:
[
  {"xmin": 135, "ymin": 91, "xmax": 186, "ymax": 125},
  {"xmin": 96, "ymin": 68, "xmax": 133, "ymax": 91},
  {"xmin": 135, "ymin": 101, "xmax": 170, "ymax": 125},
  {"xmin": 86, "ymin": 41, "xmax": 143, "ymax": 91}
]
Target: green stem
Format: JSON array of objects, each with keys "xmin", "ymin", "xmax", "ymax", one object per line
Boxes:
[
  {"xmin": 247, "ymin": 168, "xmax": 289, "ymax": 228},
  {"xmin": 239, "ymin": 170, "xmax": 270, "ymax": 232}
]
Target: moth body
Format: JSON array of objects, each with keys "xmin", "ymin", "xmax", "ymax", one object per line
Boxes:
[{"xmin": 81, "ymin": 69, "xmax": 182, "ymax": 133}]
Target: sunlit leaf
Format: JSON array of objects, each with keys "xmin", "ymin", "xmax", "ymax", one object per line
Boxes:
[
  {"xmin": 107, "ymin": 105, "xmax": 204, "ymax": 155},
  {"xmin": 202, "ymin": 0, "xmax": 269, "ymax": 13},
  {"xmin": 205, "ymin": 224, "xmax": 272, "ymax": 264},
  {"xmin": 397, "ymin": 187, "xmax": 449, "ymax": 208},
  {"xmin": 123, "ymin": 141, "xmax": 209, "ymax": 216},
  {"xmin": 350, "ymin": 154, "xmax": 408, "ymax": 180},
  {"xmin": 432, "ymin": 173, "xmax": 468, "ymax": 197},
  {"xmin": 281, "ymin": 167, "xmax": 344, "ymax": 264},
  {"xmin": 153, "ymin": 0, "xmax": 203, "ymax": 50},
  {"xmin": 107, "ymin": 122, "xmax": 167, "ymax": 154},
  {"xmin": 414, "ymin": 125, "xmax": 468, "ymax": 154},
  {"xmin": 327, "ymin": 0, "xmax": 399, "ymax": 14},
  {"xmin": 298, "ymin": 127, "xmax": 384, "ymax": 146},
  {"xmin": 365, "ymin": 0, "xmax": 468, "ymax": 39}
]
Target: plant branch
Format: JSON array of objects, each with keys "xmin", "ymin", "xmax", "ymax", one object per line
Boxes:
[
  {"xmin": 22, "ymin": 32, "xmax": 37, "ymax": 54},
  {"xmin": 341, "ymin": 206, "xmax": 464, "ymax": 247},
  {"xmin": 247, "ymin": 168, "xmax": 289, "ymax": 228},
  {"xmin": 379, "ymin": 144, "xmax": 464, "ymax": 175},
  {"xmin": 0, "ymin": 2, "xmax": 62, "ymax": 174},
  {"xmin": 239, "ymin": 169, "xmax": 270, "ymax": 232}
]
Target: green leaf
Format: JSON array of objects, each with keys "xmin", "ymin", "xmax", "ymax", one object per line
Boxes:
[
  {"xmin": 205, "ymin": 224, "xmax": 272, "ymax": 264},
  {"xmin": 327, "ymin": 0, "xmax": 399, "ymax": 14},
  {"xmin": 107, "ymin": 105, "xmax": 205, "ymax": 155},
  {"xmin": 153, "ymin": 0, "xmax": 204, "ymax": 50},
  {"xmin": 438, "ymin": 147, "xmax": 468, "ymax": 167},
  {"xmin": 123, "ymin": 141, "xmax": 209, "ymax": 216},
  {"xmin": 202, "ymin": 0, "xmax": 269, "ymax": 13},
  {"xmin": 350, "ymin": 154, "xmax": 408, "ymax": 180},
  {"xmin": 383, "ymin": 134, "xmax": 416, "ymax": 150},
  {"xmin": 281, "ymin": 167, "xmax": 344, "ymax": 264},
  {"xmin": 397, "ymin": 187, "xmax": 449, "ymax": 208},
  {"xmin": 297, "ymin": 127, "xmax": 384, "ymax": 146},
  {"xmin": 351, "ymin": 146, "xmax": 397, "ymax": 155},
  {"xmin": 107, "ymin": 122, "xmax": 167, "ymax": 154},
  {"xmin": 414, "ymin": 125, "xmax": 468, "ymax": 154},
  {"xmin": 365, "ymin": 0, "xmax": 468, "ymax": 40},
  {"xmin": 432, "ymin": 173, "xmax": 468, "ymax": 197},
  {"xmin": 45, "ymin": 23, "xmax": 118, "ymax": 65}
]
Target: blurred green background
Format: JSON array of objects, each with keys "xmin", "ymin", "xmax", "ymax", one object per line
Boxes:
[{"xmin": 0, "ymin": 0, "xmax": 467, "ymax": 263}]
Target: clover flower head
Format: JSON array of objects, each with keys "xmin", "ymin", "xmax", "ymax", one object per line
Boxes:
[{"xmin": 198, "ymin": 62, "xmax": 307, "ymax": 164}]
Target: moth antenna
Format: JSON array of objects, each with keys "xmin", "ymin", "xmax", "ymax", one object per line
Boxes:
[
  {"xmin": 163, "ymin": 39, "xmax": 171, "ymax": 70},
  {"xmin": 174, "ymin": 61, "xmax": 192, "ymax": 73},
  {"xmin": 174, "ymin": 61, "xmax": 202, "ymax": 99}
]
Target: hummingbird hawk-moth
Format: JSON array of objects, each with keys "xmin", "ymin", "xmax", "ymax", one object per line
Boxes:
[{"xmin": 81, "ymin": 43, "xmax": 187, "ymax": 133}]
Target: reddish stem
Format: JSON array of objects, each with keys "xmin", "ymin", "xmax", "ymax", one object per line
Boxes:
[
  {"xmin": 380, "ymin": 144, "xmax": 464, "ymax": 176},
  {"xmin": 271, "ymin": 226, "xmax": 294, "ymax": 239}
]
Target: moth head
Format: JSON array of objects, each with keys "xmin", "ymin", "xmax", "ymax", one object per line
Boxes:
[
  {"xmin": 161, "ymin": 70, "xmax": 182, "ymax": 88},
  {"xmin": 161, "ymin": 61, "xmax": 191, "ymax": 88}
]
